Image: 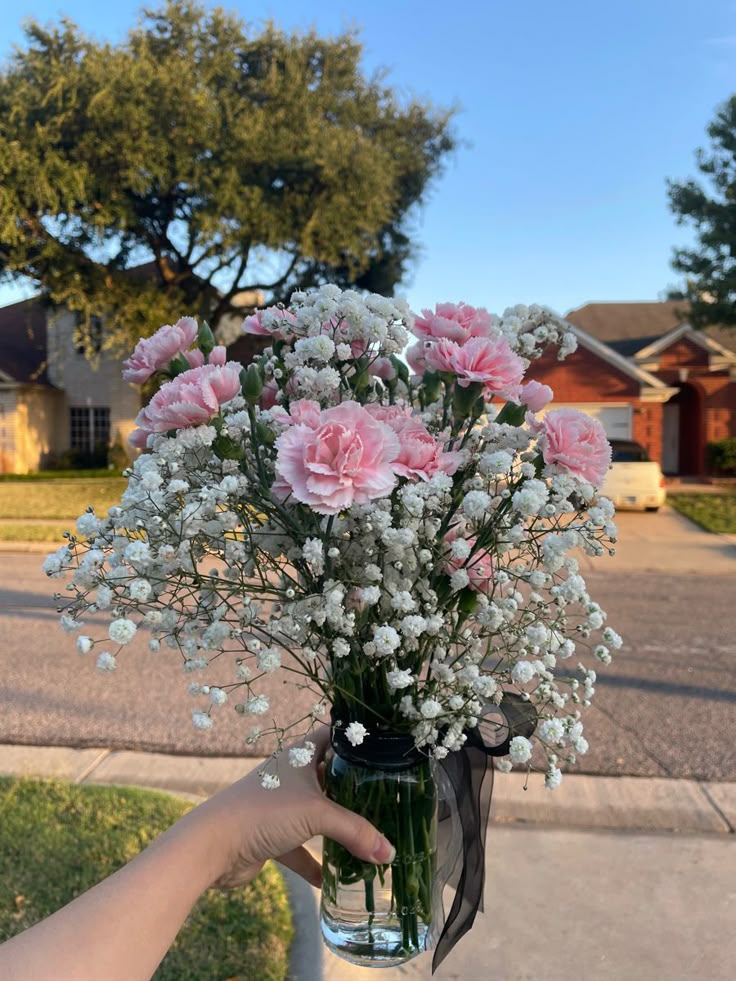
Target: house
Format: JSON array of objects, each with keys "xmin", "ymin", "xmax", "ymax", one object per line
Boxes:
[
  {"xmin": 0, "ymin": 299, "xmax": 143, "ymax": 473},
  {"xmin": 2, "ymin": 287, "xmax": 734, "ymax": 477},
  {"xmin": 527, "ymin": 301, "xmax": 736, "ymax": 476},
  {"xmin": 0, "ymin": 283, "xmax": 264, "ymax": 475}
]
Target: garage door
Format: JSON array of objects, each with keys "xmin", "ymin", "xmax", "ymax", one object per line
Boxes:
[{"xmin": 543, "ymin": 403, "xmax": 633, "ymax": 439}]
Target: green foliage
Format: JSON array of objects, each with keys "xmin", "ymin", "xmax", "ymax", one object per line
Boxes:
[
  {"xmin": 108, "ymin": 429, "xmax": 132, "ymax": 471},
  {"xmin": 0, "ymin": 0, "xmax": 455, "ymax": 353},
  {"xmin": 42, "ymin": 447, "xmax": 110, "ymax": 470},
  {"xmin": 669, "ymin": 493, "xmax": 736, "ymax": 534},
  {"xmin": 0, "ymin": 778, "xmax": 292, "ymax": 979},
  {"xmin": 706, "ymin": 437, "xmax": 736, "ymax": 475},
  {"xmin": 668, "ymin": 97, "xmax": 736, "ymax": 329}
]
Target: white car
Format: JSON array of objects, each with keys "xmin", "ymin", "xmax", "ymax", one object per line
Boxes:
[{"xmin": 600, "ymin": 440, "xmax": 667, "ymax": 512}]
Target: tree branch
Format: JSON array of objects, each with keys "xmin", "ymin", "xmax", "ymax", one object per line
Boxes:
[{"xmin": 245, "ymin": 253, "xmax": 300, "ymax": 293}]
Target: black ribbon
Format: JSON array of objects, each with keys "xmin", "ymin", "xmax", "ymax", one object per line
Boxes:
[
  {"xmin": 432, "ymin": 692, "xmax": 537, "ymax": 972},
  {"xmin": 331, "ymin": 693, "xmax": 537, "ymax": 973}
]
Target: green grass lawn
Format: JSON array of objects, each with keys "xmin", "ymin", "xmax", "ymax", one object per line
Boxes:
[
  {"xmin": 0, "ymin": 778, "xmax": 293, "ymax": 981},
  {"xmin": 0, "ymin": 477, "xmax": 126, "ymax": 521},
  {"xmin": 0, "ymin": 523, "xmax": 69, "ymax": 543},
  {"xmin": 669, "ymin": 494, "xmax": 736, "ymax": 535},
  {"xmin": 0, "ymin": 469, "xmax": 124, "ymax": 481}
]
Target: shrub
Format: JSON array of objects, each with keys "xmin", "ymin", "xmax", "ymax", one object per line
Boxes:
[
  {"xmin": 108, "ymin": 429, "xmax": 132, "ymax": 470},
  {"xmin": 706, "ymin": 437, "xmax": 736, "ymax": 475}
]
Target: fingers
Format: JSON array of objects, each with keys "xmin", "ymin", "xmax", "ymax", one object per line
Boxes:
[
  {"xmin": 276, "ymin": 846, "xmax": 322, "ymax": 888},
  {"xmin": 311, "ymin": 725, "xmax": 331, "ymax": 763},
  {"xmin": 317, "ymin": 800, "xmax": 396, "ymax": 865}
]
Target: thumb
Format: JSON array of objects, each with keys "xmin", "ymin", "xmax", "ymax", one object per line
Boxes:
[{"xmin": 317, "ymin": 800, "xmax": 396, "ymax": 865}]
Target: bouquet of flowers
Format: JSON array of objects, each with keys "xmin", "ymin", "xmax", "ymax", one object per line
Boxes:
[{"xmin": 46, "ymin": 289, "xmax": 620, "ymax": 969}]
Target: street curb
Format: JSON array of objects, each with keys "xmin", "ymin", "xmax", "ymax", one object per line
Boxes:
[{"xmin": 0, "ymin": 743, "xmax": 733, "ymax": 834}]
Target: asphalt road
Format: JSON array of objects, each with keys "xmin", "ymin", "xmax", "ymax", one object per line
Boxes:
[{"xmin": 1, "ymin": 528, "xmax": 735, "ymax": 780}]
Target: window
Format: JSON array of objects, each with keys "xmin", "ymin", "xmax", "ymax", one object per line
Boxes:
[
  {"xmin": 70, "ymin": 406, "xmax": 110, "ymax": 453},
  {"xmin": 610, "ymin": 440, "xmax": 650, "ymax": 463}
]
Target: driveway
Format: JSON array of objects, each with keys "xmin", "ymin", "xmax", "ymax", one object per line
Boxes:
[{"xmin": 576, "ymin": 505, "xmax": 736, "ymax": 575}]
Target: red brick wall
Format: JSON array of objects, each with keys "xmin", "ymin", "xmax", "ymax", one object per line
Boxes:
[
  {"xmin": 528, "ymin": 345, "xmax": 639, "ymax": 399},
  {"xmin": 700, "ymin": 375, "xmax": 736, "ymax": 443},
  {"xmin": 632, "ymin": 402, "xmax": 664, "ymax": 465},
  {"xmin": 658, "ymin": 338, "xmax": 709, "ymax": 368}
]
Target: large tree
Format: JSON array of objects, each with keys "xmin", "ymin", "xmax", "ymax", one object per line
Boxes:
[
  {"xmin": 0, "ymin": 0, "xmax": 455, "ymax": 354},
  {"xmin": 668, "ymin": 96, "xmax": 736, "ymax": 329}
]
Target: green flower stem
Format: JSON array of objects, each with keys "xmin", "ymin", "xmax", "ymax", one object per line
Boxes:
[{"xmin": 323, "ymin": 753, "xmax": 437, "ymax": 959}]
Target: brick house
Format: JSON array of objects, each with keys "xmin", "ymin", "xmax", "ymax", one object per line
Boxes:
[{"xmin": 527, "ymin": 301, "xmax": 736, "ymax": 476}]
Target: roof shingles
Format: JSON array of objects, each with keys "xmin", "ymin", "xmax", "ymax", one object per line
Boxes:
[
  {"xmin": 0, "ymin": 299, "xmax": 50, "ymax": 384},
  {"xmin": 565, "ymin": 300, "xmax": 736, "ymax": 354}
]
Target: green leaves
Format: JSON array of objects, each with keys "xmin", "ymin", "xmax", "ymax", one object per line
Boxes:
[
  {"xmin": 167, "ymin": 354, "xmax": 191, "ymax": 377},
  {"xmin": 0, "ymin": 0, "xmax": 456, "ymax": 354},
  {"xmin": 494, "ymin": 401, "xmax": 527, "ymax": 427},
  {"xmin": 668, "ymin": 95, "xmax": 736, "ymax": 330},
  {"xmin": 390, "ymin": 354, "xmax": 410, "ymax": 386},
  {"xmin": 452, "ymin": 380, "xmax": 483, "ymax": 421},
  {"xmin": 212, "ymin": 434, "xmax": 244, "ymax": 461}
]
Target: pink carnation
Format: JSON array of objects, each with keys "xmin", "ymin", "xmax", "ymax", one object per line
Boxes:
[
  {"xmin": 365, "ymin": 405, "xmax": 461, "ymax": 481},
  {"xmin": 424, "ymin": 338, "xmax": 460, "ymax": 374},
  {"xmin": 452, "ymin": 336, "xmax": 526, "ymax": 399},
  {"xmin": 444, "ymin": 531, "xmax": 495, "ymax": 595},
  {"xmin": 519, "ymin": 380, "xmax": 553, "ymax": 412},
  {"xmin": 184, "ymin": 345, "xmax": 227, "ymax": 370},
  {"xmin": 368, "ymin": 357, "xmax": 397, "ymax": 381},
  {"xmin": 271, "ymin": 399, "xmax": 322, "ymax": 429},
  {"xmin": 364, "ymin": 403, "xmax": 413, "ymax": 427},
  {"xmin": 122, "ymin": 317, "xmax": 199, "ymax": 384},
  {"xmin": 242, "ymin": 307, "xmax": 297, "ymax": 340},
  {"xmin": 392, "ymin": 420, "xmax": 463, "ymax": 481},
  {"xmin": 129, "ymin": 363, "xmax": 242, "ymax": 447},
  {"xmin": 406, "ymin": 342, "xmax": 428, "ymax": 375},
  {"xmin": 273, "ymin": 401, "xmax": 399, "ymax": 515},
  {"xmin": 413, "ymin": 302, "xmax": 495, "ymax": 344},
  {"xmin": 259, "ymin": 379, "xmax": 280, "ymax": 410},
  {"xmin": 537, "ymin": 408, "xmax": 612, "ymax": 486}
]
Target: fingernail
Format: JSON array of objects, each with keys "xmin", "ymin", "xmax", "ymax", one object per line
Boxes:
[{"xmin": 371, "ymin": 836, "xmax": 396, "ymax": 864}]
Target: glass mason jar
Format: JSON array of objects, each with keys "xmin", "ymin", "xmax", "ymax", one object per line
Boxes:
[{"xmin": 320, "ymin": 737, "xmax": 438, "ymax": 968}]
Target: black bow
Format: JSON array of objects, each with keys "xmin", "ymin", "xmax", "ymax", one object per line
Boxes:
[{"xmin": 432, "ymin": 692, "xmax": 537, "ymax": 972}]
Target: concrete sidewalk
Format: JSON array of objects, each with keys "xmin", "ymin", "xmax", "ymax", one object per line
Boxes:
[
  {"xmin": 1, "ymin": 744, "xmax": 734, "ymax": 981},
  {"xmin": 321, "ymin": 826, "xmax": 736, "ymax": 981},
  {"xmin": 1, "ymin": 743, "xmax": 734, "ymax": 833}
]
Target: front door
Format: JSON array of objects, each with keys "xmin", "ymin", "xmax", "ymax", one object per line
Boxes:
[{"xmin": 662, "ymin": 402, "xmax": 680, "ymax": 474}]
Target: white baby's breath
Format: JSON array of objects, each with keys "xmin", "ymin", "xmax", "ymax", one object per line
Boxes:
[{"xmin": 49, "ymin": 285, "xmax": 617, "ymax": 789}]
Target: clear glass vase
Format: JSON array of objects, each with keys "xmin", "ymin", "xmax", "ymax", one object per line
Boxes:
[{"xmin": 320, "ymin": 743, "xmax": 438, "ymax": 968}]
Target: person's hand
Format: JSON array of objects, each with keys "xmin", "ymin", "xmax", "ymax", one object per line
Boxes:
[{"xmin": 189, "ymin": 727, "xmax": 395, "ymax": 890}]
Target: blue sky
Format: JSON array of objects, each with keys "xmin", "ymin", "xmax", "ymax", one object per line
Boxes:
[{"xmin": 2, "ymin": 0, "xmax": 735, "ymax": 316}]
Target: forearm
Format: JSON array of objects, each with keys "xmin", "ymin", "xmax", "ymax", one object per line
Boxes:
[{"xmin": 0, "ymin": 805, "xmax": 227, "ymax": 981}]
